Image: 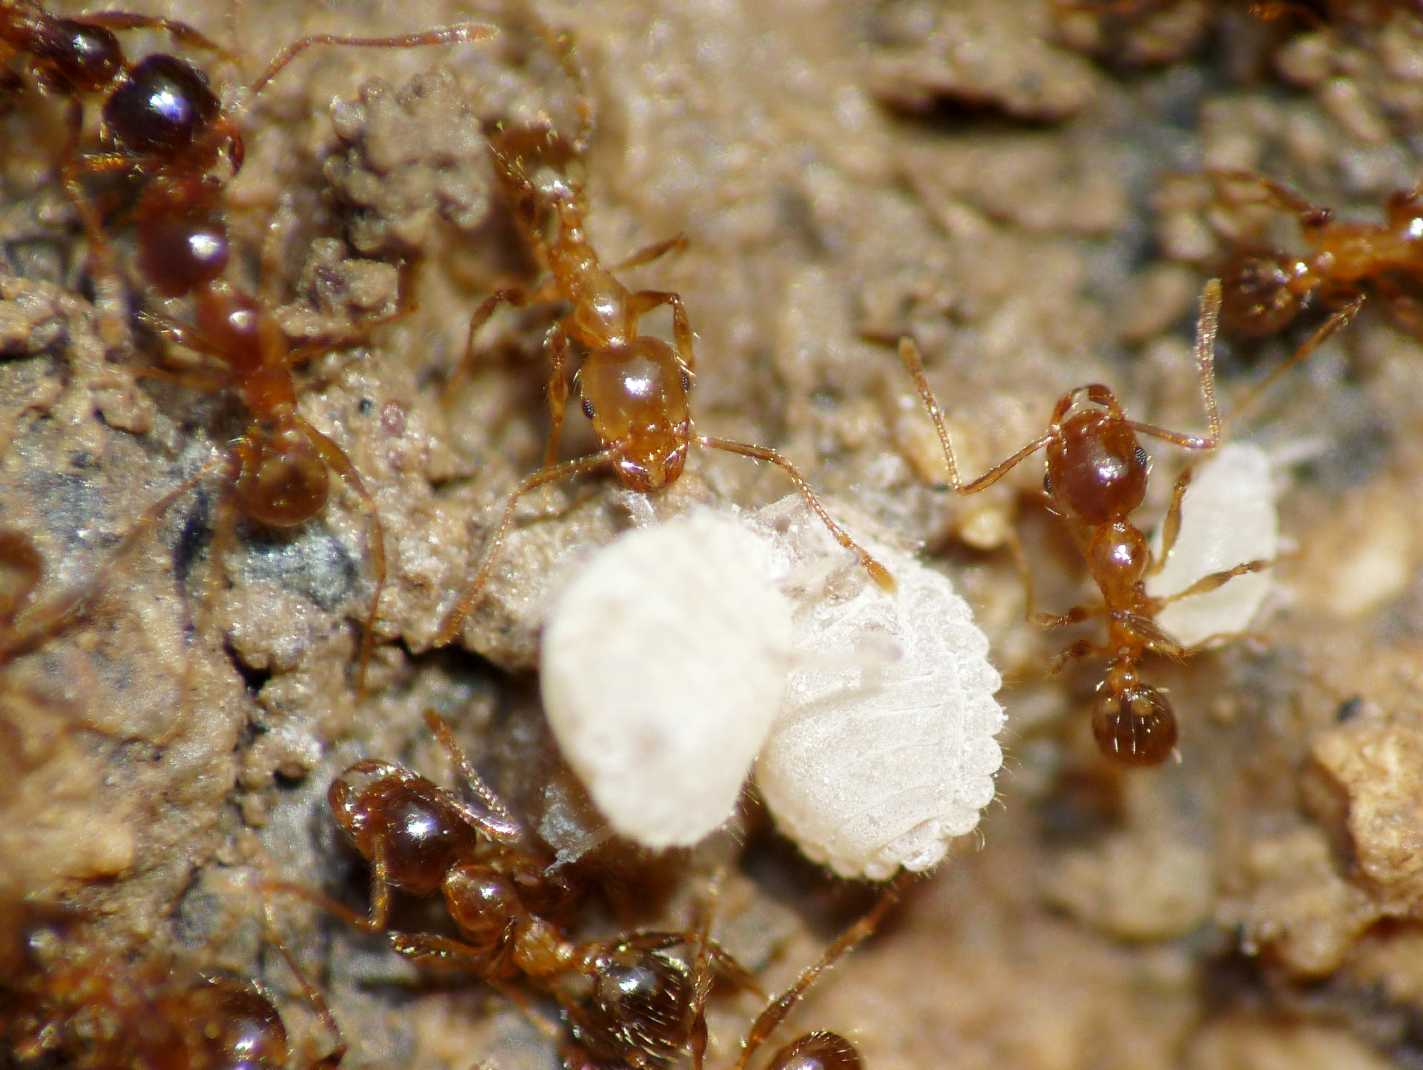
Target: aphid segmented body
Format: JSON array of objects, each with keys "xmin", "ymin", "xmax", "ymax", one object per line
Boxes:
[
  {"xmin": 434, "ymin": 31, "xmax": 890, "ymax": 646},
  {"xmin": 900, "ymin": 281, "xmax": 1276, "ymax": 765}
]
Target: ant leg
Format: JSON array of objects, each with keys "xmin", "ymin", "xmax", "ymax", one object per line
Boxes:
[
  {"xmin": 543, "ymin": 323, "xmax": 572, "ymax": 467},
  {"xmin": 434, "ymin": 448, "xmax": 621, "ymax": 646},
  {"xmin": 1221, "ymin": 293, "xmax": 1364, "ymax": 430},
  {"xmin": 731, "ymin": 873, "xmax": 909, "ymax": 1070},
  {"xmin": 612, "ymin": 233, "xmax": 689, "ymax": 273},
  {"xmin": 137, "ymin": 309, "xmax": 229, "ymax": 361},
  {"xmin": 444, "ymin": 284, "xmax": 555, "ymax": 402},
  {"xmin": 1048, "ymin": 638, "xmax": 1102, "ymax": 675},
  {"xmin": 1153, "ymin": 558, "xmax": 1271, "ymax": 609},
  {"xmin": 698, "ymin": 435, "xmax": 894, "ymax": 591},
  {"xmin": 1208, "ymin": 170, "xmax": 1329, "ymax": 232},
  {"xmin": 74, "ymin": 12, "xmax": 238, "ymax": 60},
  {"xmin": 628, "ymin": 289, "xmax": 697, "ymax": 373},
  {"xmin": 1033, "ymin": 603, "xmax": 1104, "ymax": 630},
  {"xmin": 1127, "ymin": 279, "xmax": 1223, "ymax": 451},
  {"xmin": 247, "ymin": 22, "xmax": 497, "ymax": 96},
  {"xmin": 265, "ymin": 839, "xmax": 394, "ymax": 934},
  {"xmin": 898, "ymin": 337, "xmax": 1055, "ymax": 493},
  {"xmin": 59, "ymin": 156, "xmax": 128, "ymax": 350},
  {"xmin": 422, "ymin": 710, "xmax": 527, "ymax": 844},
  {"xmin": 261, "ymin": 900, "xmax": 347, "ymax": 1070},
  {"xmin": 1374, "ymin": 278, "xmax": 1423, "ymax": 338},
  {"xmin": 1147, "ymin": 467, "xmax": 1195, "ymax": 578},
  {"xmin": 686, "ymin": 868, "xmax": 726, "ymax": 1070},
  {"xmin": 294, "ymin": 418, "xmax": 386, "ymax": 699}
]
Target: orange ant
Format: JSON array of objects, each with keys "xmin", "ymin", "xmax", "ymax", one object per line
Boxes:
[
  {"xmin": 898, "ymin": 280, "xmax": 1318, "ymax": 765},
  {"xmin": 434, "ymin": 46, "xmax": 890, "ymax": 645},
  {"xmin": 1, "ymin": 899, "xmax": 347, "ymax": 1069},
  {"xmin": 1208, "ymin": 169, "xmax": 1421, "ymax": 341},
  {"xmin": 269, "ymin": 710, "xmax": 901, "ymax": 1069}
]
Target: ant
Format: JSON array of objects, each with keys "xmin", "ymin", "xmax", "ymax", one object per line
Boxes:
[
  {"xmin": 1207, "ymin": 169, "xmax": 1418, "ymax": 341},
  {"xmin": 898, "ymin": 280, "xmax": 1303, "ymax": 765},
  {"xmin": 434, "ymin": 38, "xmax": 890, "ymax": 645},
  {"xmin": 1, "ymin": 899, "xmax": 346, "ymax": 1069},
  {"xmin": 268, "ymin": 711, "xmax": 902, "ymax": 1069}
]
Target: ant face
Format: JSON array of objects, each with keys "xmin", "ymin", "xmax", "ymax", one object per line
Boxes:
[
  {"xmin": 1219, "ymin": 249, "xmax": 1305, "ymax": 336},
  {"xmin": 1046, "ymin": 410, "xmax": 1149, "ymax": 524},
  {"xmin": 577, "ymin": 337, "xmax": 691, "ymax": 493},
  {"xmin": 328, "ymin": 761, "xmax": 476, "ymax": 897},
  {"xmin": 1090, "ymin": 678, "xmax": 1177, "ymax": 766},
  {"xmin": 770, "ymin": 1030, "xmax": 864, "ymax": 1070},
  {"xmin": 234, "ymin": 418, "xmax": 331, "ymax": 529},
  {"xmin": 102, "ymin": 53, "xmax": 220, "ymax": 156},
  {"xmin": 33, "ymin": 20, "xmax": 122, "ymax": 92}
]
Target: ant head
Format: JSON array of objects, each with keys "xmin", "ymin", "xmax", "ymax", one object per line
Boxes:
[
  {"xmin": 33, "ymin": 20, "xmax": 122, "ymax": 93},
  {"xmin": 1220, "ymin": 249, "xmax": 1304, "ymax": 336},
  {"xmin": 1090, "ymin": 673, "xmax": 1177, "ymax": 766},
  {"xmin": 179, "ymin": 979, "xmax": 289, "ymax": 1068},
  {"xmin": 102, "ymin": 54, "xmax": 220, "ymax": 157},
  {"xmin": 234, "ymin": 416, "xmax": 330, "ymax": 528},
  {"xmin": 0, "ymin": 530, "xmax": 43, "ymax": 625},
  {"xmin": 572, "ymin": 940, "xmax": 694, "ymax": 1064},
  {"xmin": 770, "ymin": 1031, "xmax": 864, "ymax": 1070},
  {"xmin": 328, "ymin": 761, "xmax": 473, "ymax": 897},
  {"xmin": 1045, "ymin": 407, "xmax": 1149, "ymax": 525},
  {"xmin": 577, "ymin": 337, "xmax": 692, "ymax": 493}
]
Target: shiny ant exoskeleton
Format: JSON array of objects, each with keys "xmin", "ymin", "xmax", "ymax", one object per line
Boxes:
[
  {"xmin": 1206, "ymin": 169, "xmax": 1422, "ymax": 342},
  {"xmin": 1, "ymin": 899, "xmax": 347, "ymax": 1069},
  {"xmin": 433, "ymin": 37, "xmax": 890, "ymax": 645},
  {"xmin": 899, "ymin": 280, "xmax": 1284, "ymax": 765},
  {"xmin": 270, "ymin": 712, "xmax": 903, "ymax": 1069}
]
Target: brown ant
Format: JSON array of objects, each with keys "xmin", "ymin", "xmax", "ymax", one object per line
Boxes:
[
  {"xmin": 1207, "ymin": 169, "xmax": 1421, "ymax": 341},
  {"xmin": 898, "ymin": 280, "xmax": 1310, "ymax": 765},
  {"xmin": 269, "ymin": 711, "xmax": 901, "ymax": 1069},
  {"xmin": 0, "ymin": 899, "xmax": 347, "ymax": 1069},
  {"xmin": 434, "ymin": 44, "xmax": 890, "ymax": 645}
]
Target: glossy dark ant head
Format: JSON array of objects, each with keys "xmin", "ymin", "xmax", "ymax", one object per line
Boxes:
[
  {"xmin": 770, "ymin": 1030, "xmax": 864, "ymax": 1070},
  {"xmin": 233, "ymin": 416, "xmax": 332, "ymax": 529},
  {"xmin": 328, "ymin": 760, "xmax": 477, "ymax": 898},
  {"xmin": 576, "ymin": 337, "xmax": 692, "ymax": 492},
  {"xmin": 1044, "ymin": 402, "xmax": 1150, "ymax": 525},
  {"xmin": 101, "ymin": 52, "xmax": 221, "ymax": 157},
  {"xmin": 1090, "ymin": 666, "xmax": 1177, "ymax": 766},
  {"xmin": 1219, "ymin": 248, "xmax": 1305, "ymax": 336},
  {"xmin": 570, "ymin": 940, "xmax": 697, "ymax": 1066},
  {"xmin": 30, "ymin": 19, "xmax": 122, "ymax": 92}
]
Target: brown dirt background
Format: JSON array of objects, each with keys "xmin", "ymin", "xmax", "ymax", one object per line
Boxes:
[{"xmin": 5, "ymin": 1, "xmax": 1423, "ymax": 1067}]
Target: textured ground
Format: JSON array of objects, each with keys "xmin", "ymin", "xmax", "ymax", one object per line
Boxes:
[{"xmin": 4, "ymin": 1, "xmax": 1423, "ymax": 1067}]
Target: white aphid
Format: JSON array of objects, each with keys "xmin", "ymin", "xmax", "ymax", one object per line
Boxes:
[
  {"xmin": 540, "ymin": 509, "xmax": 792, "ymax": 849},
  {"xmin": 1146, "ymin": 443, "xmax": 1277, "ymax": 647},
  {"xmin": 539, "ymin": 497, "xmax": 1005, "ymax": 880},
  {"xmin": 752, "ymin": 498, "xmax": 1004, "ymax": 880}
]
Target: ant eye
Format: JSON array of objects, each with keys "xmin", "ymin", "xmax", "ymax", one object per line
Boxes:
[
  {"xmin": 680, "ymin": 369, "xmax": 692, "ymax": 392},
  {"xmin": 582, "ymin": 399, "xmax": 595, "ymax": 419},
  {"xmin": 1134, "ymin": 447, "xmax": 1149, "ymax": 470},
  {"xmin": 1042, "ymin": 472, "xmax": 1053, "ymax": 496}
]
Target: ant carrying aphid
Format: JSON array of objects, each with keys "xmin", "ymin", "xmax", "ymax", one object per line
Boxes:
[
  {"xmin": 433, "ymin": 29, "xmax": 890, "ymax": 646},
  {"xmin": 1207, "ymin": 169, "xmax": 1420, "ymax": 340},
  {"xmin": 267, "ymin": 710, "xmax": 761, "ymax": 1070},
  {"xmin": 898, "ymin": 280, "xmax": 1345, "ymax": 765},
  {"xmin": 1, "ymin": 898, "xmax": 347, "ymax": 1069}
]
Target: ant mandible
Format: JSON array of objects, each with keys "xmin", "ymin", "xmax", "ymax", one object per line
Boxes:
[
  {"xmin": 1207, "ymin": 169, "xmax": 1420, "ymax": 340},
  {"xmin": 434, "ymin": 34, "xmax": 890, "ymax": 646},
  {"xmin": 899, "ymin": 280, "xmax": 1289, "ymax": 765},
  {"xmin": 1, "ymin": 899, "xmax": 347, "ymax": 1069},
  {"xmin": 268, "ymin": 710, "xmax": 767, "ymax": 1070}
]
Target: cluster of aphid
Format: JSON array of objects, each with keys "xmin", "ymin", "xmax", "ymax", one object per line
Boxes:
[{"xmin": 0, "ymin": 0, "xmax": 1409, "ymax": 1065}]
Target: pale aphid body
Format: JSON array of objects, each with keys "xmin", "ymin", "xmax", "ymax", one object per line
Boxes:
[{"xmin": 1146, "ymin": 443, "xmax": 1278, "ymax": 647}]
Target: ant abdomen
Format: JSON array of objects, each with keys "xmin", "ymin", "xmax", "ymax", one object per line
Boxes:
[
  {"xmin": 328, "ymin": 762, "xmax": 477, "ymax": 896},
  {"xmin": 769, "ymin": 1030, "xmax": 864, "ymax": 1070},
  {"xmin": 1091, "ymin": 682, "xmax": 1177, "ymax": 766},
  {"xmin": 1047, "ymin": 411, "xmax": 1149, "ymax": 523},
  {"xmin": 178, "ymin": 978, "xmax": 290, "ymax": 1069},
  {"xmin": 101, "ymin": 53, "xmax": 221, "ymax": 156},
  {"xmin": 570, "ymin": 942, "xmax": 696, "ymax": 1066},
  {"xmin": 1219, "ymin": 249, "xmax": 1304, "ymax": 336},
  {"xmin": 234, "ymin": 421, "xmax": 331, "ymax": 528}
]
